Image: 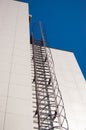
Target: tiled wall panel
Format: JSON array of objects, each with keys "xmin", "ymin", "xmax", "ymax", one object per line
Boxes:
[
  {"xmin": 51, "ymin": 48, "xmax": 86, "ymax": 130},
  {"xmin": 0, "ymin": 1, "xmax": 33, "ymax": 130}
]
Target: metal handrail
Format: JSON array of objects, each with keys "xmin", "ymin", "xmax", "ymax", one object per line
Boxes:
[{"xmin": 39, "ymin": 21, "xmax": 69, "ymax": 130}]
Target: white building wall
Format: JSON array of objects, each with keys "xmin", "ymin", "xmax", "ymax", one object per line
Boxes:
[
  {"xmin": 51, "ymin": 48, "xmax": 86, "ymax": 130},
  {"xmin": 0, "ymin": 1, "xmax": 33, "ymax": 130},
  {"xmin": 0, "ymin": 1, "xmax": 86, "ymax": 130}
]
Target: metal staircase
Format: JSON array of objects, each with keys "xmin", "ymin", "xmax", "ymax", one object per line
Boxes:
[{"xmin": 31, "ymin": 22, "xmax": 69, "ymax": 130}]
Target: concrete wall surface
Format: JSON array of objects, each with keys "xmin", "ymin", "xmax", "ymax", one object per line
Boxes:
[
  {"xmin": 51, "ymin": 48, "xmax": 86, "ymax": 130},
  {"xmin": 0, "ymin": 1, "xmax": 33, "ymax": 130}
]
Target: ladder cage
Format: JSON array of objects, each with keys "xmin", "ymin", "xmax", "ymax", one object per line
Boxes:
[{"xmin": 31, "ymin": 22, "xmax": 69, "ymax": 130}]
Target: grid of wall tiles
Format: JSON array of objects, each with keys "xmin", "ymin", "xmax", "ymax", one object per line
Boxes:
[
  {"xmin": 0, "ymin": 1, "xmax": 33, "ymax": 130},
  {"xmin": 51, "ymin": 49, "xmax": 86, "ymax": 130}
]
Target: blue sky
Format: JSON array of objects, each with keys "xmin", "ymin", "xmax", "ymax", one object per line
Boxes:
[{"xmin": 20, "ymin": 0, "xmax": 86, "ymax": 79}]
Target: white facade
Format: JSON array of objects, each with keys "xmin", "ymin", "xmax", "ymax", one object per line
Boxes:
[
  {"xmin": 51, "ymin": 49, "xmax": 86, "ymax": 130},
  {"xmin": 0, "ymin": 0, "xmax": 86, "ymax": 130},
  {"xmin": 0, "ymin": 1, "xmax": 33, "ymax": 130}
]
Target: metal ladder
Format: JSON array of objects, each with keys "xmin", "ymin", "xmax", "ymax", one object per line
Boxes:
[{"xmin": 31, "ymin": 22, "xmax": 69, "ymax": 130}]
